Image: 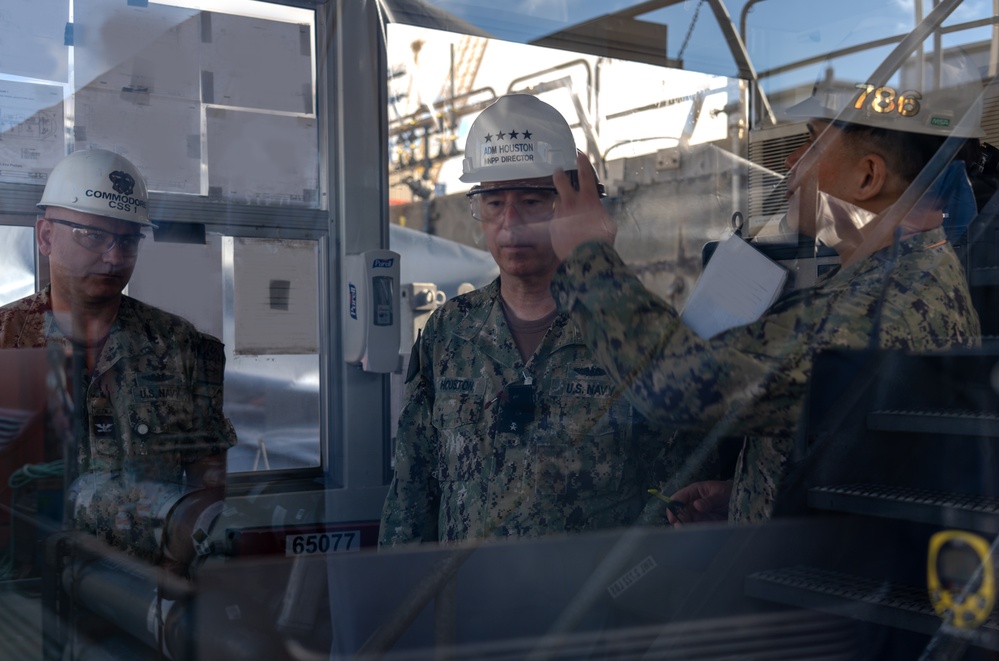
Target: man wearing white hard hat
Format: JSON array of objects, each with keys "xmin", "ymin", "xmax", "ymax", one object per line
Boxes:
[
  {"xmin": 379, "ymin": 95, "xmax": 696, "ymax": 545},
  {"xmin": 548, "ymin": 54, "xmax": 985, "ymax": 525},
  {"xmin": 0, "ymin": 149, "xmax": 236, "ymax": 570}
]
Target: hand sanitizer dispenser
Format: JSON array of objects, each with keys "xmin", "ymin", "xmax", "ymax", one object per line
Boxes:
[{"xmin": 343, "ymin": 250, "xmax": 400, "ymax": 372}]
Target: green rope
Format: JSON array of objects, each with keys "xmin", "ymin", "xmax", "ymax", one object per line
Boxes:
[{"xmin": 9, "ymin": 460, "xmax": 63, "ymax": 489}]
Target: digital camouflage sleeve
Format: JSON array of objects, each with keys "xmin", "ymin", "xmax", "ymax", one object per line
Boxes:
[
  {"xmin": 379, "ymin": 280, "xmax": 699, "ymax": 545},
  {"xmin": 551, "ymin": 228, "xmax": 980, "ymax": 521},
  {"xmin": 0, "ymin": 288, "xmax": 237, "ymax": 562}
]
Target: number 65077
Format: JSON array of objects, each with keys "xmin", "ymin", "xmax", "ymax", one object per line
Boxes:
[{"xmin": 286, "ymin": 531, "xmax": 360, "ymax": 556}]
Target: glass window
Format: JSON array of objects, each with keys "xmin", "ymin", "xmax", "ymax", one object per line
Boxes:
[
  {"xmin": 386, "ymin": 21, "xmax": 741, "ymax": 312},
  {"xmin": 2, "ymin": 1, "xmax": 319, "ymax": 203},
  {"xmin": 127, "ymin": 233, "xmax": 323, "ymax": 474},
  {"xmin": 0, "ymin": 226, "xmax": 36, "ymax": 306},
  {"xmin": 0, "ymin": 1, "xmax": 995, "ymax": 658},
  {"xmin": 0, "ymin": 0, "xmax": 323, "ymax": 477}
]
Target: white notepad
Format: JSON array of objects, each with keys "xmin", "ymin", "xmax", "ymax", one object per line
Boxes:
[{"xmin": 680, "ymin": 232, "xmax": 788, "ymax": 339}]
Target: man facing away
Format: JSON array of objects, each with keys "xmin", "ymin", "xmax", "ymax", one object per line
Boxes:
[
  {"xmin": 548, "ymin": 59, "xmax": 984, "ymax": 525},
  {"xmin": 0, "ymin": 149, "xmax": 237, "ymax": 569},
  {"xmin": 379, "ymin": 95, "xmax": 703, "ymax": 546}
]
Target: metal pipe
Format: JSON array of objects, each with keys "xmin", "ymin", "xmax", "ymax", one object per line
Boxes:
[
  {"xmin": 389, "ymin": 87, "xmax": 498, "ymax": 137},
  {"xmin": 738, "ymin": 0, "xmax": 771, "ymax": 47},
  {"xmin": 864, "ymin": 0, "xmax": 962, "ymax": 88},
  {"xmin": 508, "ymin": 76, "xmax": 604, "ymax": 179},
  {"xmin": 706, "ymin": 0, "xmax": 776, "ymax": 126},
  {"xmin": 506, "ymin": 59, "xmax": 594, "ymax": 112},
  {"xmin": 993, "ymin": 0, "xmax": 999, "ymax": 78},
  {"xmin": 68, "ymin": 557, "xmax": 180, "ymax": 653}
]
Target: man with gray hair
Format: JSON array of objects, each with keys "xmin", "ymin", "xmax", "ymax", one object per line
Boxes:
[{"xmin": 379, "ymin": 95, "xmax": 697, "ymax": 545}]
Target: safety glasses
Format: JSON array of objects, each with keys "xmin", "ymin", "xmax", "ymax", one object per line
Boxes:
[
  {"xmin": 46, "ymin": 218, "xmax": 145, "ymax": 257},
  {"xmin": 467, "ymin": 188, "xmax": 558, "ymax": 224}
]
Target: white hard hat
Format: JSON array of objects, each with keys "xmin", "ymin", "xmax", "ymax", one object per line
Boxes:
[
  {"xmin": 786, "ymin": 55, "xmax": 985, "ymax": 138},
  {"xmin": 38, "ymin": 148, "xmax": 153, "ymax": 226},
  {"xmin": 460, "ymin": 94, "xmax": 578, "ymax": 183}
]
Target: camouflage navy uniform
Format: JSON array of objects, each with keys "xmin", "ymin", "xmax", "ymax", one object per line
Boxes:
[
  {"xmin": 551, "ymin": 227, "xmax": 981, "ymax": 524},
  {"xmin": 0, "ymin": 286, "xmax": 237, "ymax": 562},
  {"xmin": 379, "ymin": 279, "xmax": 697, "ymax": 546}
]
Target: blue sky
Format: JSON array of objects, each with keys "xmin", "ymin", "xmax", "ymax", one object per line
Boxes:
[{"xmin": 425, "ymin": 0, "xmax": 992, "ymax": 89}]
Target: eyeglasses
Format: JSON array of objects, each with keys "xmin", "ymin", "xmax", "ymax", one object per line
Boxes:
[
  {"xmin": 46, "ymin": 218, "xmax": 145, "ymax": 257},
  {"xmin": 467, "ymin": 188, "xmax": 557, "ymax": 224}
]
